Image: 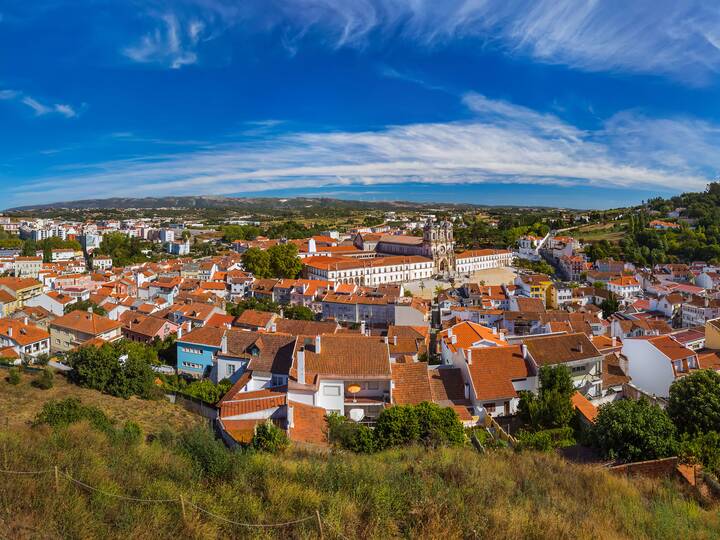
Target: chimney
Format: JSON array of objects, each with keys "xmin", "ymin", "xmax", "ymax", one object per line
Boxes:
[
  {"xmin": 23, "ymin": 317, "xmax": 28, "ymax": 326},
  {"xmin": 393, "ymin": 335, "xmax": 397, "ymax": 346},
  {"xmin": 467, "ymin": 349, "xmax": 472, "ymax": 365},
  {"xmin": 611, "ymin": 336, "xmax": 617, "ymax": 347},
  {"xmin": 315, "ymin": 335, "xmax": 321, "ymax": 353},
  {"xmin": 521, "ymin": 343, "xmax": 528, "ymax": 359},
  {"xmin": 270, "ymin": 322, "xmax": 277, "ymax": 333},
  {"xmin": 448, "ymin": 328, "xmax": 453, "ymax": 338},
  {"xmin": 297, "ymin": 347, "xmax": 306, "ymax": 384},
  {"xmin": 177, "ymin": 325, "xmax": 182, "ymax": 340},
  {"xmin": 492, "ymin": 326, "xmax": 498, "ymax": 335},
  {"xmin": 360, "ymin": 320, "xmax": 366, "ymax": 335},
  {"xmin": 7, "ymin": 327, "xmax": 12, "ymax": 338},
  {"xmin": 221, "ymin": 332, "xmax": 228, "ymax": 354},
  {"xmin": 451, "ymin": 334, "xmax": 457, "ymax": 345},
  {"xmin": 577, "ymin": 342, "xmax": 583, "ymax": 353},
  {"xmin": 384, "ymin": 336, "xmax": 389, "ymax": 344}
]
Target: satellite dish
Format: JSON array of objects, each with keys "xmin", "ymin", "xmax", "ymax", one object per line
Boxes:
[{"xmin": 349, "ymin": 408, "xmax": 365, "ymax": 422}]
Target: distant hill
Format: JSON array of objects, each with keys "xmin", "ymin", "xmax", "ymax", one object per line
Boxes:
[{"xmin": 5, "ymin": 195, "xmax": 565, "ymax": 212}]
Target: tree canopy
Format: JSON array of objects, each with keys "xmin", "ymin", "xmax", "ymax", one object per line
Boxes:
[{"xmin": 668, "ymin": 369, "xmax": 720, "ymax": 436}]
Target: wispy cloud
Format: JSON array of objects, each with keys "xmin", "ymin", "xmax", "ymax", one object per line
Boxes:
[
  {"xmin": 8, "ymin": 93, "xmax": 715, "ymax": 206},
  {"xmin": 147, "ymin": 0, "xmax": 720, "ymax": 81},
  {"xmin": 123, "ymin": 12, "xmax": 203, "ymax": 68},
  {"xmin": 0, "ymin": 89, "xmax": 78, "ymax": 118}
]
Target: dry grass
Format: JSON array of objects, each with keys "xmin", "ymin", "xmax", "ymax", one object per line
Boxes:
[
  {"xmin": 572, "ymin": 222, "xmax": 626, "ymax": 242},
  {"xmin": 0, "ymin": 415, "xmax": 717, "ymax": 540},
  {"xmin": 0, "ymin": 369, "xmax": 201, "ymax": 434}
]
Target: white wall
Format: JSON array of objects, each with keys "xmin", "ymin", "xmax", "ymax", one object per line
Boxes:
[{"xmin": 621, "ymin": 339, "xmax": 675, "ymax": 398}]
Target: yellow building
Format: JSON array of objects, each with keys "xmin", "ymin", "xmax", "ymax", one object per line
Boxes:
[{"xmin": 0, "ymin": 277, "xmax": 43, "ymax": 312}]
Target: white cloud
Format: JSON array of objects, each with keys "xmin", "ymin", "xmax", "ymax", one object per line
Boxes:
[
  {"xmin": 8, "ymin": 94, "xmax": 715, "ymax": 206},
  {"xmin": 124, "ymin": 13, "xmax": 197, "ymax": 68},
  {"xmin": 195, "ymin": 0, "xmax": 720, "ymax": 82},
  {"xmin": 21, "ymin": 96, "xmax": 52, "ymax": 115},
  {"xmin": 13, "ymin": 94, "xmax": 78, "ymax": 118},
  {"xmin": 0, "ymin": 89, "xmax": 19, "ymax": 100},
  {"xmin": 53, "ymin": 104, "xmax": 77, "ymax": 118}
]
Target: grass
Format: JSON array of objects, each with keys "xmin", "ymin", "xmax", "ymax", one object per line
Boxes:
[
  {"xmin": 0, "ymin": 368, "xmax": 201, "ymax": 435},
  {"xmin": 0, "ymin": 401, "xmax": 718, "ymax": 539},
  {"xmin": 572, "ymin": 221, "xmax": 627, "ymax": 242}
]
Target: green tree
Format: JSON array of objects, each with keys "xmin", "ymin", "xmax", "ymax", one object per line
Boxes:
[
  {"xmin": 33, "ymin": 368, "xmax": 54, "ymax": 390},
  {"xmin": 414, "ymin": 402, "xmax": 466, "ymax": 447},
  {"xmin": 241, "ymin": 247, "xmax": 271, "ymax": 278},
  {"xmin": 600, "ymin": 292, "xmax": 620, "ymax": 318},
  {"xmin": 220, "ymin": 225, "xmax": 261, "ymax": 243},
  {"xmin": 64, "ymin": 300, "xmax": 107, "ymax": 316},
  {"xmin": 518, "ymin": 365, "xmax": 575, "ymax": 430},
  {"xmin": 591, "ymin": 399, "xmax": 677, "ymax": 462},
  {"xmin": 267, "ymin": 243, "xmax": 302, "ymax": 278},
  {"xmin": 283, "ymin": 305, "xmax": 315, "ymax": 321},
  {"xmin": 668, "ymin": 370, "xmax": 720, "ymax": 436},
  {"xmin": 373, "ymin": 405, "xmax": 421, "ymax": 449}
]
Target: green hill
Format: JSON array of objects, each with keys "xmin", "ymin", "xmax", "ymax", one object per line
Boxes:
[{"xmin": 0, "ymin": 403, "xmax": 717, "ymax": 539}]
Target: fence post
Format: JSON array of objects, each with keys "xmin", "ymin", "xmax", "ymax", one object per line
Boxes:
[
  {"xmin": 54, "ymin": 465, "xmax": 59, "ymax": 493},
  {"xmin": 180, "ymin": 494, "xmax": 186, "ymax": 521},
  {"xmin": 315, "ymin": 510, "xmax": 324, "ymax": 539}
]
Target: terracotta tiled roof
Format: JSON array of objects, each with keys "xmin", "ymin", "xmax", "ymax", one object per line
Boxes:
[
  {"xmin": 50, "ymin": 311, "xmax": 122, "ymax": 336},
  {"xmin": 602, "ymin": 353, "xmax": 630, "ymax": 388},
  {"xmin": 273, "ymin": 319, "xmax": 338, "ymax": 336},
  {"xmin": 219, "ymin": 385, "xmax": 288, "ymax": 418},
  {"xmin": 179, "ymin": 325, "xmax": 225, "ymax": 347},
  {"xmin": 288, "ymin": 401, "xmax": 328, "ymax": 446},
  {"xmin": 438, "ymin": 321, "xmax": 506, "ymax": 352},
  {"xmin": 291, "ymin": 335, "xmax": 391, "ymax": 382},
  {"xmin": 467, "ymin": 345, "xmax": 531, "ymax": 401},
  {"xmin": 234, "ymin": 309, "xmax": 276, "ymax": 329},
  {"xmin": 391, "ymin": 363, "xmax": 433, "ymax": 404},
  {"xmin": 524, "ymin": 332, "xmax": 601, "ymax": 366},
  {"xmin": 571, "ymin": 391, "xmax": 598, "ymax": 423}
]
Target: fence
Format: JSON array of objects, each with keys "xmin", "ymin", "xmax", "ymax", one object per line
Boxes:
[{"xmin": 0, "ymin": 465, "xmax": 350, "ymax": 538}]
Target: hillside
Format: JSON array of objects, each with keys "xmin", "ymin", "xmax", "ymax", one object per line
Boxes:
[
  {"xmin": 5, "ymin": 196, "xmax": 482, "ymax": 213},
  {"xmin": 0, "ymin": 377, "xmax": 717, "ymax": 539}
]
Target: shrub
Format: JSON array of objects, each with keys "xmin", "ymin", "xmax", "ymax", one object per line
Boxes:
[
  {"xmin": 178, "ymin": 427, "xmax": 233, "ymax": 480},
  {"xmin": 34, "ymin": 353, "xmax": 50, "ymax": 367},
  {"xmin": 251, "ymin": 421, "xmax": 290, "ymax": 453},
  {"xmin": 182, "ymin": 378, "xmax": 232, "ymax": 404},
  {"xmin": 679, "ymin": 431, "xmax": 720, "ymax": 476},
  {"xmin": 116, "ymin": 421, "xmax": 143, "ymax": 446},
  {"xmin": 516, "ymin": 427, "xmax": 575, "ymax": 452},
  {"xmin": 414, "ymin": 402, "xmax": 466, "ymax": 447},
  {"xmin": 34, "ymin": 398, "xmax": 113, "ymax": 433},
  {"xmin": 591, "ymin": 399, "xmax": 677, "ymax": 462},
  {"xmin": 327, "ymin": 413, "xmax": 375, "ymax": 453},
  {"xmin": 518, "ymin": 366, "xmax": 575, "ymax": 430},
  {"xmin": 373, "ymin": 405, "xmax": 421, "ymax": 450},
  {"xmin": 33, "ymin": 368, "xmax": 54, "ymax": 390},
  {"xmin": 7, "ymin": 367, "xmax": 20, "ymax": 385},
  {"xmin": 668, "ymin": 370, "xmax": 720, "ymax": 436}
]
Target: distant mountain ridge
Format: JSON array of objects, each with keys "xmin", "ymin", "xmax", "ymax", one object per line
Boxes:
[{"xmin": 5, "ymin": 195, "xmax": 558, "ymax": 212}]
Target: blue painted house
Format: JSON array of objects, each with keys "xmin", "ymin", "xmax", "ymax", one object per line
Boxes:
[{"xmin": 176, "ymin": 326, "xmax": 225, "ymax": 377}]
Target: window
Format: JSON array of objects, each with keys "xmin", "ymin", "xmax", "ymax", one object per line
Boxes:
[
  {"xmin": 323, "ymin": 385, "xmax": 341, "ymax": 396},
  {"xmin": 366, "ymin": 381, "xmax": 379, "ymax": 390},
  {"xmin": 483, "ymin": 402, "xmax": 496, "ymax": 413},
  {"xmin": 226, "ymin": 364, "xmax": 236, "ymax": 376},
  {"xmin": 571, "ymin": 365, "xmax": 585, "ymax": 373}
]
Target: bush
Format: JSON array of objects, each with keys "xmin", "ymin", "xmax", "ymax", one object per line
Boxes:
[
  {"xmin": 34, "ymin": 398, "xmax": 113, "ymax": 432},
  {"xmin": 178, "ymin": 427, "xmax": 233, "ymax": 480},
  {"xmin": 251, "ymin": 421, "xmax": 290, "ymax": 453},
  {"xmin": 679, "ymin": 431, "xmax": 720, "ymax": 476},
  {"xmin": 518, "ymin": 366, "xmax": 575, "ymax": 430},
  {"xmin": 33, "ymin": 368, "xmax": 54, "ymax": 390},
  {"xmin": 7, "ymin": 367, "xmax": 20, "ymax": 385},
  {"xmin": 374, "ymin": 405, "xmax": 421, "ymax": 450},
  {"xmin": 591, "ymin": 399, "xmax": 677, "ymax": 462},
  {"xmin": 516, "ymin": 427, "xmax": 575, "ymax": 452},
  {"xmin": 117, "ymin": 421, "xmax": 143, "ymax": 446},
  {"xmin": 34, "ymin": 353, "xmax": 50, "ymax": 367},
  {"xmin": 327, "ymin": 413, "xmax": 375, "ymax": 453},
  {"xmin": 415, "ymin": 401, "xmax": 466, "ymax": 447},
  {"xmin": 181, "ymin": 378, "xmax": 232, "ymax": 404}
]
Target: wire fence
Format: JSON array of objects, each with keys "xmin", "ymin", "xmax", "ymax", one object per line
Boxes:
[{"xmin": 0, "ymin": 466, "xmax": 348, "ymax": 537}]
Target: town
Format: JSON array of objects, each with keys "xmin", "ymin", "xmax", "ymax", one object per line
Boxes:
[{"xmin": 0, "ymin": 196, "xmax": 718, "ymax": 460}]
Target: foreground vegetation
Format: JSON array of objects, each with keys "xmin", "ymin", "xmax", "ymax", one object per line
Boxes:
[{"xmin": 1, "ymin": 406, "xmax": 718, "ymax": 540}]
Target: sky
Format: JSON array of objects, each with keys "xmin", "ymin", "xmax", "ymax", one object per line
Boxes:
[{"xmin": 2, "ymin": 1, "xmax": 720, "ymax": 210}]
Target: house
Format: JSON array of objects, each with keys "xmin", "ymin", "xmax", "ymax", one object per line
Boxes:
[
  {"xmin": 287, "ymin": 335, "xmax": 392, "ymax": 422},
  {"xmin": 621, "ymin": 334, "xmax": 700, "ymax": 398},
  {"xmin": 390, "ymin": 362, "xmax": 473, "ymax": 422},
  {"xmin": 451, "ymin": 345, "xmax": 535, "ymax": 418},
  {"xmin": 121, "ymin": 312, "xmax": 179, "ymax": 344},
  {"xmin": 0, "ymin": 277, "xmax": 43, "ymax": 309},
  {"xmin": 438, "ymin": 320, "xmax": 508, "ymax": 365},
  {"xmin": 92, "ymin": 256, "xmax": 113, "ymax": 271},
  {"xmin": 522, "ymin": 332, "xmax": 604, "ymax": 398},
  {"xmin": 13, "ymin": 256, "xmax": 42, "ymax": 278},
  {"xmin": 0, "ymin": 318, "xmax": 51, "ymax": 363},
  {"xmin": 166, "ymin": 301, "xmax": 224, "ymax": 328},
  {"xmin": 233, "ymin": 309, "xmax": 278, "ymax": 331},
  {"xmin": 49, "ymin": 310, "xmax": 123, "ymax": 352},
  {"xmin": 649, "ymin": 220, "xmax": 681, "ymax": 230},
  {"xmin": 607, "ymin": 276, "xmax": 641, "ymax": 300},
  {"xmin": 681, "ymin": 296, "xmax": 720, "ymax": 327},
  {"xmin": 25, "ymin": 291, "xmax": 77, "ymax": 316}
]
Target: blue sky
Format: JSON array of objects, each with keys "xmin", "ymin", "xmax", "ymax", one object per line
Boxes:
[{"xmin": 2, "ymin": 1, "xmax": 720, "ymax": 210}]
